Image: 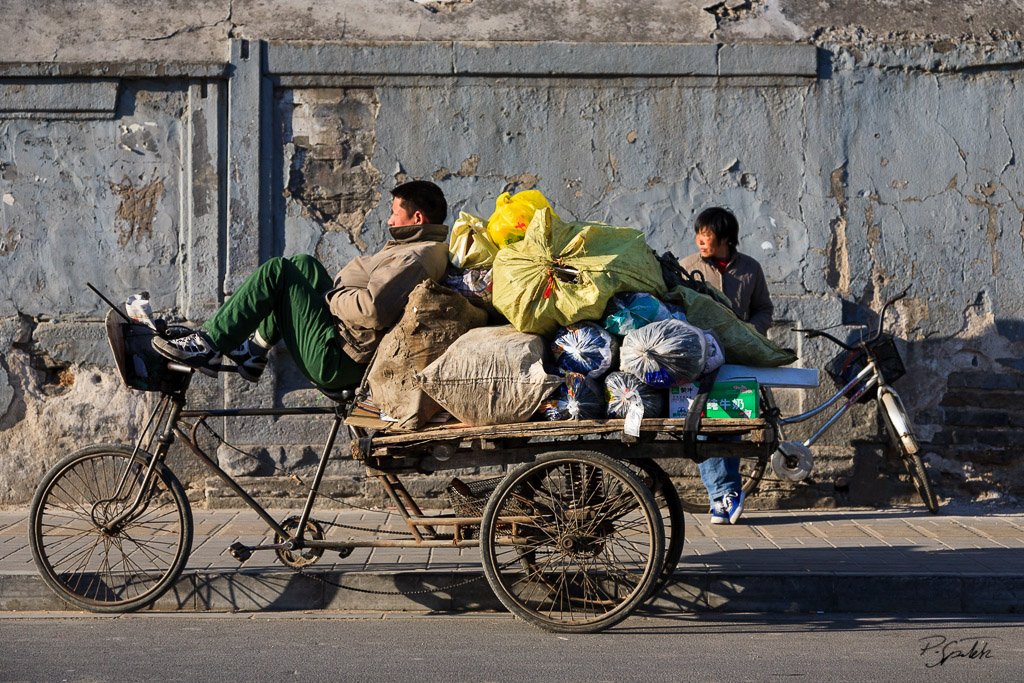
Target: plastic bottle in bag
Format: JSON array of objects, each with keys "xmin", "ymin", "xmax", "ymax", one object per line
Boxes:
[
  {"xmin": 539, "ymin": 373, "xmax": 607, "ymax": 421},
  {"xmin": 604, "ymin": 371, "xmax": 664, "ymax": 437},
  {"xmin": 551, "ymin": 322, "xmax": 619, "ymax": 379},
  {"xmin": 125, "ymin": 292, "xmax": 157, "ymax": 330},
  {"xmin": 603, "ymin": 292, "xmax": 686, "ymax": 336},
  {"xmin": 620, "ymin": 319, "xmax": 707, "ymax": 388},
  {"xmin": 604, "ymin": 372, "xmax": 664, "ymax": 418}
]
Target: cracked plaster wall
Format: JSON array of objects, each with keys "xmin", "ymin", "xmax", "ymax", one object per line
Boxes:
[
  {"xmin": 3, "ymin": 3, "xmax": 1024, "ymax": 507},
  {"xmin": 7, "ymin": 1, "xmax": 1024, "ymax": 63},
  {"xmin": 0, "ymin": 84, "xmax": 185, "ymax": 318},
  {"xmin": 256, "ymin": 44, "xmax": 1024, "ymax": 508},
  {"xmin": 0, "ymin": 81, "xmax": 222, "ymax": 505}
]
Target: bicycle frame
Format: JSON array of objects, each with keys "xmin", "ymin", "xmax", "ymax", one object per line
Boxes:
[
  {"xmin": 112, "ymin": 390, "xmax": 517, "ymax": 554},
  {"xmin": 769, "ymin": 356, "xmax": 885, "ymax": 448}
]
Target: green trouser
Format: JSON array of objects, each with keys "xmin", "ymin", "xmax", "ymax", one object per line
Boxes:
[{"xmin": 202, "ymin": 254, "xmax": 365, "ymax": 390}]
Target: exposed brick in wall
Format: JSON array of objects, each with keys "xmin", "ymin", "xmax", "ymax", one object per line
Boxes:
[{"xmin": 917, "ymin": 370, "xmax": 1024, "ymax": 498}]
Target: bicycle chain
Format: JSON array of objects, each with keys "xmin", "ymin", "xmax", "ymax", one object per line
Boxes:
[{"xmin": 278, "ymin": 512, "xmax": 415, "ymax": 539}]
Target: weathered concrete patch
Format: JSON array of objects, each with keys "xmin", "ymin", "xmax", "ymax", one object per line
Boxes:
[
  {"xmin": 411, "ymin": 0, "xmax": 475, "ymax": 14},
  {"xmin": 107, "ymin": 173, "xmax": 166, "ymax": 246},
  {"xmin": 0, "ymin": 355, "xmax": 158, "ymax": 506},
  {"xmin": 0, "ymin": 81, "xmax": 119, "ymax": 117},
  {"xmin": 281, "ymin": 88, "xmax": 383, "ymax": 252},
  {"xmin": 0, "ymin": 83, "xmax": 186, "ymax": 319}
]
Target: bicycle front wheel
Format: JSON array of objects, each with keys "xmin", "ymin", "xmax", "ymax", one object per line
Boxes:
[
  {"xmin": 29, "ymin": 444, "xmax": 194, "ymax": 611},
  {"xmin": 879, "ymin": 390, "xmax": 939, "ymax": 514}
]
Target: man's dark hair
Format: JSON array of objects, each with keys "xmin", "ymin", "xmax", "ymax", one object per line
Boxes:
[
  {"xmin": 694, "ymin": 207, "xmax": 739, "ymax": 252},
  {"xmin": 391, "ymin": 180, "xmax": 448, "ymax": 225}
]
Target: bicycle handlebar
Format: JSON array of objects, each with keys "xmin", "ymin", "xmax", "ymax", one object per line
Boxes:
[
  {"xmin": 790, "ymin": 327, "xmax": 857, "ymax": 351},
  {"xmin": 792, "ymin": 286, "xmax": 911, "ymax": 351},
  {"xmin": 866, "ymin": 287, "xmax": 910, "ymax": 344}
]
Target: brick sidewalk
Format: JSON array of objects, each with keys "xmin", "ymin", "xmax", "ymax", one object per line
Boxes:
[{"xmin": 3, "ymin": 506, "xmax": 1022, "ymax": 613}]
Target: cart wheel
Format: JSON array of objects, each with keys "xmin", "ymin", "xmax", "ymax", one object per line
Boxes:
[
  {"xmin": 480, "ymin": 451, "xmax": 664, "ymax": 633},
  {"xmin": 275, "ymin": 517, "xmax": 326, "ymax": 569},
  {"xmin": 673, "ymin": 452, "xmax": 768, "ymax": 513},
  {"xmin": 29, "ymin": 444, "xmax": 194, "ymax": 612},
  {"xmin": 626, "ymin": 459, "xmax": 684, "ymax": 601}
]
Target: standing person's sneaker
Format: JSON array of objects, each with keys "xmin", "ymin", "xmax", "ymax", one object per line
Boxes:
[
  {"xmin": 153, "ymin": 330, "xmax": 222, "ymax": 377},
  {"xmin": 226, "ymin": 337, "xmax": 269, "ymax": 383},
  {"xmin": 721, "ymin": 490, "xmax": 746, "ymax": 525},
  {"xmin": 709, "ymin": 499, "xmax": 729, "ymax": 525}
]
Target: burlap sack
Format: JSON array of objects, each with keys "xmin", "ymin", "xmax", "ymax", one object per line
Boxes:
[
  {"xmin": 415, "ymin": 325, "xmax": 563, "ymax": 426},
  {"xmin": 367, "ymin": 280, "xmax": 487, "ymax": 430}
]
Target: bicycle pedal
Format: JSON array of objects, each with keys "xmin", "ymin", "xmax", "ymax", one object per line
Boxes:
[{"xmin": 228, "ymin": 541, "xmax": 253, "ymax": 562}]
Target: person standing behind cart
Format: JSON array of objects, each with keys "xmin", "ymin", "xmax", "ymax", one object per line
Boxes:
[
  {"xmin": 153, "ymin": 180, "xmax": 450, "ymax": 391},
  {"xmin": 679, "ymin": 207, "xmax": 774, "ymax": 524}
]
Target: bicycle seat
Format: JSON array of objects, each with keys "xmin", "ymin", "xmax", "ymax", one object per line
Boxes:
[{"xmin": 318, "ymin": 386, "xmax": 355, "ymax": 403}]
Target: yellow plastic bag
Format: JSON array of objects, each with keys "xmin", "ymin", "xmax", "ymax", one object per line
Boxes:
[
  {"xmin": 486, "ymin": 190, "xmax": 560, "ymax": 249},
  {"xmin": 492, "ymin": 209, "xmax": 667, "ymax": 336},
  {"xmin": 449, "ymin": 212, "xmax": 499, "ymax": 269}
]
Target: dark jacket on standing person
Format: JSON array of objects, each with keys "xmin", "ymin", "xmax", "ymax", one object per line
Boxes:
[
  {"xmin": 326, "ymin": 223, "xmax": 449, "ymax": 362},
  {"xmin": 679, "ymin": 250, "xmax": 774, "ymax": 336}
]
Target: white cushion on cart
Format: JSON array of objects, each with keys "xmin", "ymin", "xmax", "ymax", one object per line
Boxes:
[{"xmin": 716, "ymin": 364, "xmax": 819, "ymax": 388}]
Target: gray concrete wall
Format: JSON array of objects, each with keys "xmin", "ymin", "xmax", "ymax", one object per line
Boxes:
[{"xmin": 1, "ymin": 1, "xmax": 1022, "ymax": 509}]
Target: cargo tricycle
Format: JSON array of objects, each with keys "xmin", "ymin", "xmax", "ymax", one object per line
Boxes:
[{"xmin": 28, "ymin": 292, "xmax": 933, "ymax": 633}]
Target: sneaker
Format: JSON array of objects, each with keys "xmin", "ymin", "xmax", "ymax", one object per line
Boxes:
[
  {"xmin": 721, "ymin": 490, "xmax": 746, "ymax": 525},
  {"xmin": 226, "ymin": 338, "xmax": 268, "ymax": 383},
  {"xmin": 153, "ymin": 330, "xmax": 222, "ymax": 378},
  {"xmin": 709, "ymin": 499, "xmax": 729, "ymax": 525}
]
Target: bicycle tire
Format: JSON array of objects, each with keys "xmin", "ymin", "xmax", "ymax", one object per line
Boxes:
[
  {"xmin": 674, "ymin": 452, "xmax": 768, "ymax": 513},
  {"xmin": 878, "ymin": 392, "xmax": 939, "ymax": 514},
  {"xmin": 627, "ymin": 459, "xmax": 685, "ymax": 600},
  {"xmin": 480, "ymin": 451, "xmax": 664, "ymax": 633},
  {"xmin": 902, "ymin": 450, "xmax": 939, "ymax": 514},
  {"xmin": 29, "ymin": 443, "xmax": 194, "ymax": 611}
]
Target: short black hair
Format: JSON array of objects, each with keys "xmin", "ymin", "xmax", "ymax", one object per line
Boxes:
[
  {"xmin": 391, "ymin": 180, "xmax": 448, "ymax": 225},
  {"xmin": 695, "ymin": 207, "xmax": 739, "ymax": 252}
]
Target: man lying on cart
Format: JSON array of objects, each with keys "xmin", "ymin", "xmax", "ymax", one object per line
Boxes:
[{"xmin": 153, "ymin": 180, "xmax": 450, "ymax": 392}]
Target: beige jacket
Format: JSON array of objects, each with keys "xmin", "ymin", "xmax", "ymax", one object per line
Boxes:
[
  {"xmin": 326, "ymin": 223, "xmax": 449, "ymax": 362},
  {"xmin": 678, "ymin": 250, "xmax": 774, "ymax": 335}
]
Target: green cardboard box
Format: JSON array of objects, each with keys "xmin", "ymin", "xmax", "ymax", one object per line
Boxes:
[{"xmin": 669, "ymin": 379, "xmax": 759, "ymax": 419}]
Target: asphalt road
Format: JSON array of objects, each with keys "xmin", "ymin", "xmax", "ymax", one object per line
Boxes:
[{"xmin": 2, "ymin": 612, "xmax": 1022, "ymax": 682}]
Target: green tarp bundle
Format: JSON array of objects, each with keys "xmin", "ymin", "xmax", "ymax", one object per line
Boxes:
[{"xmin": 662, "ymin": 285, "xmax": 797, "ymax": 367}]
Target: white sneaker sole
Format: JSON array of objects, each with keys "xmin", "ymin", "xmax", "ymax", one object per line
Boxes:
[{"xmin": 728, "ymin": 492, "xmax": 746, "ymax": 525}]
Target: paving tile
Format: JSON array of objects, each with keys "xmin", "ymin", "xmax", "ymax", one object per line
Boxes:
[
  {"xmin": 813, "ymin": 525, "xmax": 873, "ymax": 538},
  {"xmin": 963, "ymin": 524, "xmax": 1024, "ymax": 538}
]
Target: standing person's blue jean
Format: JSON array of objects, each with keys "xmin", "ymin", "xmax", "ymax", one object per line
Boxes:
[{"xmin": 700, "ymin": 457, "xmax": 742, "ymax": 502}]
